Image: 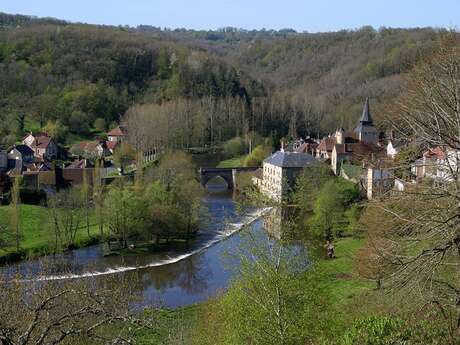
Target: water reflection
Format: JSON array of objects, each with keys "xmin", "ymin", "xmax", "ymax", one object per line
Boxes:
[
  {"xmin": 1, "ymin": 190, "xmax": 308, "ymax": 309},
  {"xmin": 262, "ymin": 206, "xmax": 299, "ymax": 241}
]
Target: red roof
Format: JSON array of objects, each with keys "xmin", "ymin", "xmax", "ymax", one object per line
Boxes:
[
  {"xmin": 107, "ymin": 126, "xmax": 127, "ymax": 137},
  {"xmin": 106, "ymin": 141, "xmax": 119, "ymax": 151},
  {"xmin": 423, "ymin": 147, "xmax": 445, "ymax": 160},
  {"xmin": 33, "ymin": 135, "xmax": 53, "ymax": 149},
  {"xmin": 317, "ymin": 137, "xmax": 336, "ymax": 152}
]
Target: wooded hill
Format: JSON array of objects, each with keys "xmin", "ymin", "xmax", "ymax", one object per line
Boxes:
[{"xmin": 0, "ymin": 12, "xmax": 453, "ymax": 149}]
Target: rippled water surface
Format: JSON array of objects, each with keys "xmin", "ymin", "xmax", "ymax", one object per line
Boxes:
[{"xmin": 1, "ymin": 186, "xmax": 277, "ymax": 308}]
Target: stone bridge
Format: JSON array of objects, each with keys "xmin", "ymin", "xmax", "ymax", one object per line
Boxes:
[{"xmin": 199, "ymin": 167, "xmax": 260, "ymax": 189}]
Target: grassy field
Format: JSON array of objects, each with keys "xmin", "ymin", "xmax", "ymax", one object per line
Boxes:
[
  {"xmin": 0, "ymin": 204, "xmax": 101, "ymax": 260},
  {"xmin": 318, "ymin": 237, "xmax": 372, "ymax": 304},
  {"xmin": 216, "ymin": 156, "xmax": 246, "ymax": 168}
]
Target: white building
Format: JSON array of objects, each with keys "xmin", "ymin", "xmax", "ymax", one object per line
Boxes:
[
  {"xmin": 256, "ymin": 150, "xmax": 317, "ymax": 201},
  {"xmin": 386, "ymin": 140, "xmax": 399, "ymax": 159}
]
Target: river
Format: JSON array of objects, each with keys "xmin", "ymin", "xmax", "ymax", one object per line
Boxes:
[{"xmin": 0, "ymin": 183, "xmax": 304, "ymax": 309}]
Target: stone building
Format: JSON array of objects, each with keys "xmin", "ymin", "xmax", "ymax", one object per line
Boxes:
[
  {"xmin": 258, "ymin": 149, "xmax": 317, "ymax": 201},
  {"xmin": 354, "ymin": 97, "xmax": 379, "ymax": 144},
  {"xmin": 23, "ymin": 132, "xmax": 58, "ymax": 160}
]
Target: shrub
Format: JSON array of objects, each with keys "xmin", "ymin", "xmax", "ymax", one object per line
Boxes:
[{"xmin": 223, "ymin": 137, "xmax": 246, "ymax": 158}]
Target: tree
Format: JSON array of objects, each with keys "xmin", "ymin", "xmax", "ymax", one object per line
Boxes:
[
  {"xmin": 0, "ymin": 272, "xmax": 156, "ymax": 345},
  {"xmin": 93, "ymin": 159, "xmax": 105, "ymax": 238},
  {"xmin": 113, "ymin": 143, "xmax": 136, "ymax": 174},
  {"xmin": 223, "ymin": 136, "xmax": 246, "ymax": 158},
  {"xmin": 308, "ymin": 179, "xmax": 360, "ymax": 242},
  {"xmin": 93, "ymin": 117, "xmax": 107, "ymax": 132},
  {"xmin": 81, "ymin": 172, "xmax": 92, "ymax": 238},
  {"xmin": 243, "ymin": 144, "xmax": 271, "ymax": 167},
  {"xmin": 103, "ymin": 185, "xmax": 143, "ymax": 248},
  {"xmin": 43, "ymin": 120, "xmax": 68, "ymax": 143},
  {"xmin": 369, "ymin": 39, "xmax": 460, "ymax": 338},
  {"xmin": 47, "ymin": 188, "xmax": 84, "ymax": 251},
  {"xmin": 199, "ymin": 235, "xmax": 333, "ymax": 345},
  {"xmin": 10, "ymin": 176, "xmax": 22, "ymax": 252}
]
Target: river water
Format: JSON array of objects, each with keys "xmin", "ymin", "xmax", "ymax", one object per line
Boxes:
[{"xmin": 0, "ymin": 184, "xmax": 304, "ymax": 309}]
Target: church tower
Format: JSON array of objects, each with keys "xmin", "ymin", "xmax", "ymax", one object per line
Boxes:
[{"xmin": 354, "ymin": 98, "xmax": 378, "ymax": 144}]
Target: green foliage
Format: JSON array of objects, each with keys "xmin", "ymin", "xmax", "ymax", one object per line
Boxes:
[
  {"xmin": 43, "ymin": 120, "xmax": 68, "ymax": 143},
  {"xmin": 103, "ymin": 185, "xmax": 144, "ymax": 247},
  {"xmin": 215, "ymin": 243, "xmax": 335, "ymax": 345},
  {"xmin": 308, "ymin": 179, "xmax": 360, "ymax": 240},
  {"xmin": 222, "ymin": 136, "xmax": 246, "ymax": 158},
  {"xmin": 113, "ymin": 143, "xmax": 136, "ymax": 173},
  {"xmin": 243, "ymin": 144, "xmax": 271, "ymax": 167},
  {"xmin": 294, "ymin": 163, "xmax": 334, "ymax": 212},
  {"xmin": 93, "ymin": 117, "xmax": 107, "ymax": 132},
  {"xmin": 341, "ymin": 316, "xmax": 411, "ymax": 345}
]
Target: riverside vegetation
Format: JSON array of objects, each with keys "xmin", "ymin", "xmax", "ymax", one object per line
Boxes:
[{"xmin": 0, "ymin": 11, "xmax": 459, "ymax": 345}]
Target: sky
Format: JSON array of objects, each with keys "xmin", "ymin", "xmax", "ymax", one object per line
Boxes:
[{"xmin": 1, "ymin": 0, "xmax": 458, "ymax": 32}]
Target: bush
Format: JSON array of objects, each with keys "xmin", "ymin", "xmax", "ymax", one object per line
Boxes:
[
  {"xmin": 223, "ymin": 137, "xmax": 246, "ymax": 158},
  {"xmin": 43, "ymin": 120, "xmax": 68, "ymax": 143},
  {"xmin": 341, "ymin": 316, "xmax": 410, "ymax": 345},
  {"xmin": 244, "ymin": 145, "xmax": 271, "ymax": 167},
  {"xmin": 93, "ymin": 118, "xmax": 107, "ymax": 132},
  {"xmin": 69, "ymin": 111, "xmax": 90, "ymax": 135}
]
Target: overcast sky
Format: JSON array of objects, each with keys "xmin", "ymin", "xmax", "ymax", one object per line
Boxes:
[{"xmin": 1, "ymin": 0, "xmax": 458, "ymax": 32}]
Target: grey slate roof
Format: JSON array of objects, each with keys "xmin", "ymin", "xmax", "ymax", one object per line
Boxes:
[
  {"xmin": 264, "ymin": 151, "xmax": 317, "ymax": 168},
  {"xmin": 355, "ymin": 98, "xmax": 378, "ymax": 133},
  {"xmin": 360, "ymin": 97, "xmax": 373, "ymax": 124},
  {"xmin": 12, "ymin": 145, "xmax": 34, "ymax": 156}
]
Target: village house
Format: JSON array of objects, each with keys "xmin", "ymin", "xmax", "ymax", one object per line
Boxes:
[
  {"xmin": 7, "ymin": 145, "xmax": 34, "ymax": 173},
  {"xmin": 254, "ymin": 148, "xmax": 317, "ymax": 201},
  {"xmin": 70, "ymin": 141, "xmax": 111, "ymax": 159},
  {"xmin": 107, "ymin": 125, "xmax": 127, "ymax": 143},
  {"xmin": 386, "ymin": 140, "xmax": 399, "ymax": 159},
  {"xmin": 22, "ymin": 132, "xmax": 58, "ymax": 160},
  {"xmin": 412, "ymin": 147, "xmax": 460, "ymax": 183},
  {"xmin": 286, "ymin": 137, "xmax": 319, "ymax": 155},
  {"xmin": 365, "ymin": 166, "xmax": 394, "ymax": 200},
  {"xmin": 24, "ymin": 161, "xmax": 54, "ymax": 173},
  {"xmin": 317, "ymin": 99, "xmax": 384, "ymax": 175},
  {"xmin": 105, "ymin": 126, "xmax": 127, "ymax": 153},
  {"xmin": 316, "ymin": 98, "xmax": 380, "ymax": 165}
]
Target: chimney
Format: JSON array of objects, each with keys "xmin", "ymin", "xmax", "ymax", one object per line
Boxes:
[{"xmin": 281, "ymin": 141, "xmax": 285, "ymax": 152}]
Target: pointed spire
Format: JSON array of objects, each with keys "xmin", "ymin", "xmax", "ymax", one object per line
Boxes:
[{"xmin": 360, "ymin": 97, "xmax": 373, "ymax": 124}]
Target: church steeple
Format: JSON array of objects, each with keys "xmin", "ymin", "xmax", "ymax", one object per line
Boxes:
[
  {"xmin": 354, "ymin": 97, "xmax": 378, "ymax": 144},
  {"xmin": 359, "ymin": 97, "xmax": 373, "ymax": 125}
]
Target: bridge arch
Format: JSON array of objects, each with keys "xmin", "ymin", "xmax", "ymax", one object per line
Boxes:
[
  {"xmin": 202, "ymin": 175, "xmax": 232, "ymax": 190},
  {"xmin": 199, "ymin": 167, "xmax": 260, "ymax": 190}
]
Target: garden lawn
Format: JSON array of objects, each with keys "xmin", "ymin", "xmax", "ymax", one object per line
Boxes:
[
  {"xmin": 216, "ymin": 156, "xmax": 246, "ymax": 168},
  {"xmin": 0, "ymin": 204, "xmax": 101, "ymax": 259}
]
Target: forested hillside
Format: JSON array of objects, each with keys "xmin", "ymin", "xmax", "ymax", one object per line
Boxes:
[
  {"xmin": 0, "ymin": 12, "xmax": 452, "ymax": 150},
  {"xmin": 0, "ymin": 13, "xmax": 258, "ymax": 148},
  {"xmin": 141, "ymin": 26, "xmax": 445, "ymax": 131}
]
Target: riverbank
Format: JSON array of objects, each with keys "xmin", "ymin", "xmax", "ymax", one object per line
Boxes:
[
  {"xmin": 134, "ymin": 236, "xmax": 372, "ymax": 343},
  {"xmin": 0, "ymin": 204, "xmax": 102, "ymax": 263}
]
